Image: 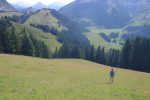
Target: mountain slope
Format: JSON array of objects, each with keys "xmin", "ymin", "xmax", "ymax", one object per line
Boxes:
[
  {"xmin": 59, "ymin": 0, "xmax": 130, "ymax": 28},
  {"xmin": 59, "ymin": 0, "xmax": 150, "ymax": 49},
  {"xmin": 0, "ymin": 19, "xmax": 61, "ymax": 52},
  {"xmin": 0, "ymin": 0, "xmax": 16, "ymax": 11},
  {"xmin": 0, "ymin": 7, "xmax": 89, "ymax": 53},
  {"xmin": 25, "ymin": 9, "xmax": 67, "ymax": 33},
  {"xmin": 60, "ymin": 0, "xmax": 150, "ymax": 28},
  {"xmin": 12, "ymin": 22, "xmax": 61, "ymax": 52},
  {"xmin": 0, "ymin": 54, "xmax": 150, "ymax": 100},
  {"xmin": 24, "ymin": 9, "xmax": 89, "ymax": 45}
]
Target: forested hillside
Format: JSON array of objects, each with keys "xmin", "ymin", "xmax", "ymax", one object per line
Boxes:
[
  {"xmin": 59, "ymin": 0, "xmax": 150, "ymax": 50},
  {"xmin": 0, "ymin": 0, "xmax": 150, "ymax": 72},
  {"xmin": 0, "ymin": 6, "xmax": 89, "ymax": 59},
  {"xmin": 0, "ymin": 18, "xmax": 60, "ymax": 58}
]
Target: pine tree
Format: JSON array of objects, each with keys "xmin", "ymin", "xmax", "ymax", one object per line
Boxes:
[
  {"xmin": 21, "ymin": 28, "xmax": 35, "ymax": 56},
  {"xmin": 90, "ymin": 45, "xmax": 96, "ymax": 61},
  {"xmin": 59, "ymin": 43, "xmax": 71, "ymax": 58},
  {"xmin": 120, "ymin": 39, "xmax": 131, "ymax": 67},
  {"xmin": 72, "ymin": 45, "xmax": 82, "ymax": 59},
  {"xmin": 144, "ymin": 39, "xmax": 150, "ymax": 67},
  {"xmin": 130, "ymin": 37, "xmax": 141, "ymax": 69},
  {"xmin": 53, "ymin": 47, "xmax": 59, "ymax": 58},
  {"xmin": 107, "ymin": 49, "xmax": 120, "ymax": 67},
  {"xmin": 10, "ymin": 27, "xmax": 21, "ymax": 54},
  {"xmin": 96, "ymin": 46, "xmax": 101, "ymax": 63},
  {"xmin": 0, "ymin": 40, "xmax": 3, "ymax": 53},
  {"xmin": 0, "ymin": 30, "xmax": 3, "ymax": 53},
  {"xmin": 84, "ymin": 46, "xmax": 90, "ymax": 60},
  {"xmin": 41, "ymin": 42, "xmax": 51, "ymax": 58},
  {"xmin": 30, "ymin": 36, "xmax": 40, "ymax": 57},
  {"xmin": 100, "ymin": 48, "xmax": 106, "ymax": 64},
  {"xmin": 3, "ymin": 27, "xmax": 12, "ymax": 53}
]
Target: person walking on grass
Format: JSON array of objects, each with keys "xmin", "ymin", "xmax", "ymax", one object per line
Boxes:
[{"xmin": 110, "ymin": 68, "xmax": 115, "ymax": 83}]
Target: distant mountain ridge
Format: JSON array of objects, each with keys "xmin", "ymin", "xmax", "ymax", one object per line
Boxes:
[
  {"xmin": 33, "ymin": 2, "xmax": 46, "ymax": 10},
  {"xmin": 33, "ymin": 2, "xmax": 64, "ymax": 10},
  {"xmin": 48, "ymin": 2, "xmax": 65, "ymax": 10},
  {"xmin": 0, "ymin": 0, "xmax": 16, "ymax": 11},
  {"xmin": 59, "ymin": 0, "xmax": 130, "ymax": 28},
  {"xmin": 59, "ymin": 0, "xmax": 150, "ymax": 28}
]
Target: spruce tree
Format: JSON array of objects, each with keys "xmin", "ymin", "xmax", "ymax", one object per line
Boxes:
[
  {"xmin": 96, "ymin": 46, "xmax": 101, "ymax": 63},
  {"xmin": 41, "ymin": 42, "xmax": 51, "ymax": 58},
  {"xmin": 72, "ymin": 45, "xmax": 82, "ymax": 58},
  {"xmin": 84, "ymin": 46, "xmax": 90, "ymax": 60},
  {"xmin": 121, "ymin": 39, "xmax": 131, "ymax": 67},
  {"xmin": 21, "ymin": 28, "xmax": 35, "ymax": 56},
  {"xmin": 10, "ymin": 27, "xmax": 21, "ymax": 54},
  {"xmin": 0, "ymin": 46, "xmax": 2, "ymax": 53},
  {"xmin": 100, "ymin": 48, "xmax": 106, "ymax": 64},
  {"xmin": 53, "ymin": 47, "xmax": 59, "ymax": 58},
  {"xmin": 107, "ymin": 49, "xmax": 120, "ymax": 67},
  {"xmin": 130, "ymin": 37, "xmax": 141, "ymax": 69},
  {"xmin": 59, "ymin": 43, "xmax": 71, "ymax": 58},
  {"xmin": 90, "ymin": 45, "xmax": 96, "ymax": 61},
  {"xmin": 3, "ymin": 27, "xmax": 12, "ymax": 53},
  {"xmin": 0, "ymin": 36, "xmax": 2, "ymax": 53}
]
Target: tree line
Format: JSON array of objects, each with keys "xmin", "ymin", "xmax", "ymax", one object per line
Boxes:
[
  {"xmin": 121, "ymin": 37, "xmax": 150, "ymax": 72},
  {"xmin": 0, "ymin": 18, "xmax": 150, "ymax": 72},
  {"xmin": 54, "ymin": 37, "xmax": 150, "ymax": 72},
  {"xmin": 0, "ymin": 19, "xmax": 51, "ymax": 58},
  {"xmin": 53, "ymin": 43, "xmax": 120, "ymax": 67}
]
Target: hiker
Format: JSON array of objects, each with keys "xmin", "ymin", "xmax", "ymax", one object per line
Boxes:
[{"xmin": 110, "ymin": 68, "xmax": 115, "ymax": 83}]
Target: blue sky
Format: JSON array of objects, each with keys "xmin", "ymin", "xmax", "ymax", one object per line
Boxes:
[{"xmin": 7, "ymin": 0, "xmax": 75, "ymax": 6}]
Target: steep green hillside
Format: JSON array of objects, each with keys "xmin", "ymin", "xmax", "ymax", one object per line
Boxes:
[
  {"xmin": 0, "ymin": 54, "xmax": 150, "ymax": 100},
  {"xmin": 25, "ymin": 9, "xmax": 67, "ymax": 32},
  {"xmin": 24, "ymin": 8, "xmax": 89, "ymax": 46},
  {"xmin": 0, "ymin": 20, "xmax": 61, "ymax": 52},
  {"xmin": 13, "ymin": 22, "xmax": 61, "ymax": 52},
  {"xmin": 0, "ymin": 8, "xmax": 89, "ymax": 53}
]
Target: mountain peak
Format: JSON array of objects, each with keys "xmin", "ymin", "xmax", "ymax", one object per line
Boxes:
[
  {"xmin": 48, "ymin": 2, "xmax": 65, "ymax": 10},
  {"xmin": 33, "ymin": 2, "xmax": 47, "ymax": 10},
  {"xmin": 36, "ymin": 2, "xmax": 45, "ymax": 5},
  {"xmin": 0, "ymin": 0, "xmax": 16, "ymax": 11}
]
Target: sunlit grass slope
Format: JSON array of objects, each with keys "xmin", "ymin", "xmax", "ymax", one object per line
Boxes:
[
  {"xmin": 0, "ymin": 12, "xmax": 22, "ymax": 17},
  {"xmin": 25, "ymin": 9, "xmax": 67, "ymax": 32},
  {"xmin": 85, "ymin": 26, "xmax": 124, "ymax": 49},
  {"xmin": 11, "ymin": 22, "xmax": 61, "ymax": 52},
  {"xmin": 0, "ymin": 54, "xmax": 150, "ymax": 100}
]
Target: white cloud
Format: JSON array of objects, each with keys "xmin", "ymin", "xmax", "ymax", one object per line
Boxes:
[{"xmin": 7, "ymin": 0, "xmax": 75, "ymax": 5}]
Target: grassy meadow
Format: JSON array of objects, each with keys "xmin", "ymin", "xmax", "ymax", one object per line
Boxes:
[
  {"xmin": 0, "ymin": 54, "xmax": 150, "ymax": 100},
  {"xmin": 85, "ymin": 26, "xmax": 124, "ymax": 49}
]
